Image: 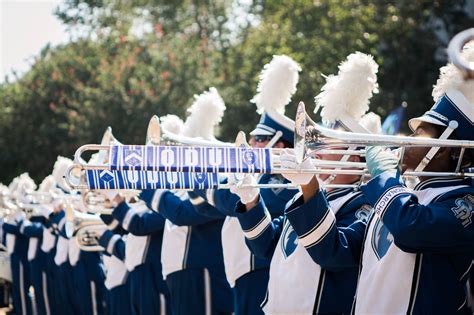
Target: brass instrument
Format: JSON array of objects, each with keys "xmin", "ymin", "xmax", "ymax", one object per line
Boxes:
[
  {"xmin": 448, "ymin": 28, "xmax": 474, "ymax": 79},
  {"xmin": 65, "ymin": 205, "xmax": 106, "ymax": 252}
]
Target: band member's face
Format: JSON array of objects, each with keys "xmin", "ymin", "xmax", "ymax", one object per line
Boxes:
[
  {"xmin": 249, "ymin": 136, "xmax": 271, "ymax": 148},
  {"xmin": 401, "ymin": 122, "xmax": 440, "ymax": 172},
  {"xmin": 314, "ymin": 148, "xmax": 359, "ymax": 182}
]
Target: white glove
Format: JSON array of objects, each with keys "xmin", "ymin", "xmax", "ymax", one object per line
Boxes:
[
  {"xmin": 230, "ymin": 175, "xmax": 259, "ymax": 204},
  {"xmin": 104, "ymin": 190, "xmax": 119, "ymax": 202},
  {"xmin": 11, "ymin": 210, "xmax": 25, "ymax": 224},
  {"xmin": 279, "ymin": 149, "xmax": 315, "ymax": 185},
  {"xmin": 37, "ymin": 205, "xmax": 53, "ymax": 218},
  {"xmin": 52, "ymin": 197, "xmax": 64, "ymax": 211}
]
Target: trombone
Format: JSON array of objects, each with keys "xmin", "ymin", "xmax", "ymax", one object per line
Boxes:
[
  {"xmin": 69, "ymin": 116, "xmax": 357, "ymax": 189},
  {"xmin": 448, "ymin": 28, "xmax": 474, "ymax": 79},
  {"xmin": 65, "ymin": 205, "xmax": 106, "ymax": 252},
  {"xmin": 81, "ymin": 190, "xmax": 139, "ymax": 215}
]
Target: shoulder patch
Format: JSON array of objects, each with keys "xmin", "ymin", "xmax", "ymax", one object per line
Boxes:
[
  {"xmin": 281, "ymin": 220, "xmax": 298, "ymax": 258},
  {"xmin": 355, "ymin": 204, "xmax": 372, "ymax": 223},
  {"xmin": 451, "ymin": 195, "xmax": 474, "ymax": 227},
  {"xmin": 371, "ymin": 217, "xmax": 393, "ymax": 260}
]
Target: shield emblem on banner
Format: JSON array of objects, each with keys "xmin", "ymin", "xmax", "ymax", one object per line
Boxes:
[
  {"xmin": 124, "ymin": 147, "xmax": 143, "ymax": 167},
  {"xmin": 99, "ymin": 170, "xmax": 114, "ymax": 182},
  {"xmin": 243, "ymin": 148, "xmax": 256, "ymax": 165},
  {"xmin": 194, "ymin": 173, "xmax": 207, "ymax": 184}
]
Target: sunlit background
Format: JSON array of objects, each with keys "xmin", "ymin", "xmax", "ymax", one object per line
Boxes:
[{"xmin": 1, "ymin": 0, "xmax": 474, "ymax": 184}]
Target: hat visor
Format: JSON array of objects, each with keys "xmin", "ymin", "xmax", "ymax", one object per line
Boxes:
[
  {"xmin": 250, "ymin": 127, "xmax": 274, "ymax": 136},
  {"xmin": 408, "ymin": 115, "xmax": 446, "ymax": 132}
]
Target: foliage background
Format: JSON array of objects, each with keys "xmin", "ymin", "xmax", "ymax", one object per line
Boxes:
[{"xmin": 1, "ymin": 0, "xmax": 473, "ymax": 183}]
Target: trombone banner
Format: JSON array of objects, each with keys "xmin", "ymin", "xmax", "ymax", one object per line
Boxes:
[
  {"xmin": 86, "ymin": 169, "xmax": 219, "ymax": 190},
  {"xmin": 108, "ymin": 145, "xmax": 273, "ymax": 174}
]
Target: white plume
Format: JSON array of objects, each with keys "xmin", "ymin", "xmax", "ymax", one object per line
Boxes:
[
  {"xmin": 88, "ymin": 153, "xmax": 100, "ymax": 165},
  {"xmin": 359, "ymin": 112, "xmax": 382, "ymax": 134},
  {"xmin": 183, "ymin": 87, "xmax": 226, "ymax": 140},
  {"xmin": 160, "ymin": 115, "xmax": 184, "ymax": 136},
  {"xmin": 10, "ymin": 173, "xmax": 36, "ymax": 198},
  {"xmin": 432, "ymin": 41, "xmax": 474, "ymax": 104},
  {"xmin": 0, "ymin": 183, "xmax": 8, "ymax": 195},
  {"xmin": 315, "ymin": 52, "xmax": 379, "ymax": 124},
  {"xmin": 251, "ymin": 55, "xmax": 301, "ymax": 114},
  {"xmin": 52, "ymin": 156, "xmax": 73, "ymax": 192},
  {"xmin": 8, "ymin": 177, "xmax": 20, "ymax": 192},
  {"xmin": 39, "ymin": 175, "xmax": 56, "ymax": 192}
]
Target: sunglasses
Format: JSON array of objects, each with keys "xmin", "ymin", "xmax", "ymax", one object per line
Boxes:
[{"xmin": 253, "ymin": 135, "xmax": 273, "ymax": 143}]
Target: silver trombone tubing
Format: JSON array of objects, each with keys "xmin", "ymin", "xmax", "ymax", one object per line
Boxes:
[
  {"xmin": 447, "ymin": 28, "xmax": 474, "ymax": 79},
  {"xmin": 305, "ymin": 123, "xmax": 474, "ymax": 150},
  {"xmin": 161, "ymin": 126, "xmax": 234, "ymax": 147}
]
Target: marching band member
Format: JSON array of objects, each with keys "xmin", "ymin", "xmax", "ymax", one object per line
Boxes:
[
  {"xmin": 189, "ymin": 55, "xmax": 300, "ymax": 315},
  {"xmin": 353, "ymin": 43, "xmax": 474, "ymax": 314},
  {"xmin": 140, "ymin": 88, "xmax": 234, "ymax": 315},
  {"xmin": 4, "ymin": 174, "xmax": 36, "ymax": 315},
  {"xmin": 50, "ymin": 158, "xmax": 80, "ymax": 315},
  {"xmin": 52, "ymin": 156, "xmax": 107, "ymax": 315},
  {"xmin": 286, "ymin": 43, "xmax": 474, "ymax": 314},
  {"xmin": 231, "ymin": 53, "xmax": 380, "ymax": 314},
  {"xmin": 0, "ymin": 184, "xmax": 12, "ymax": 309},
  {"xmin": 98, "ymin": 214, "xmax": 131, "ymax": 315},
  {"xmin": 108, "ymin": 196, "xmax": 171, "ymax": 315},
  {"xmin": 140, "ymin": 189, "xmax": 234, "ymax": 315},
  {"xmin": 51, "ymin": 207, "xmax": 81, "ymax": 315},
  {"xmin": 20, "ymin": 175, "xmax": 60, "ymax": 315},
  {"xmin": 19, "ymin": 176, "xmax": 56, "ymax": 315}
]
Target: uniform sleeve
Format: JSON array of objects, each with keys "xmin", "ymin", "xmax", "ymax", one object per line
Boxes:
[
  {"xmin": 99, "ymin": 230, "xmax": 126, "ymax": 261},
  {"xmin": 193, "ymin": 187, "xmax": 241, "ymax": 217},
  {"xmin": 3, "ymin": 222, "xmax": 21, "ymax": 235},
  {"xmin": 188, "ymin": 191, "xmax": 227, "ymax": 219},
  {"xmin": 361, "ymin": 171, "xmax": 474, "ymax": 254},
  {"xmin": 21, "ymin": 222, "xmax": 44, "ymax": 238},
  {"xmin": 193, "ymin": 175, "xmax": 297, "ymax": 220},
  {"xmin": 235, "ymin": 197, "xmax": 284, "ymax": 259},
  {"xmin": 141, "ymin": 189, "xmax": 219, "ymax": 226},
  {"xmin": 285, "ymin": 190, "xmax": 367, "ymax": 271},
  {"xmin": 112, "ymin": 202, "xmax": 165, "ymax": 236}
]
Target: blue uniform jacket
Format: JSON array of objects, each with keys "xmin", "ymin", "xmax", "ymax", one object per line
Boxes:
[
  {"xmin": 235, "ymin": 187, "xmax": 368, "ymax": 314},
  {"xmin": 112, "ymin": 200, "xmax": 165, "ymax": 266},
  {"xmin": 294, "ymin": 173, "xmax": 474, "ymax": 314},
  {"xmin": 140, "ymin": 189, "xmax": 226, "ymax": 271},
  {"xmin": 192, "ymin": 174, "xmax": 297, "ymax": 271}
]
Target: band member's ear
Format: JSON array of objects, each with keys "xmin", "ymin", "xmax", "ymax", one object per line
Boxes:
[
  {"xmin": 274, "ymin": 141, "xmax": 286, "ymax": 149},
  {"xmin": 348, "ymin": 154, "xmax": 362, "ymax": 163}
]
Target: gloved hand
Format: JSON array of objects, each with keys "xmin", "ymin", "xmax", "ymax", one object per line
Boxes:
[
  {"xmin": 365, "ymin": 146, "xmax": 399, "ymax": 177},
  {"xmin": 10, "ymin": 210, "xmax": 25, "ymax": 224},
  {"xmin": 104, "ymin": 190, "xmax": 119, "ymax": 202},
  {"xmin": 230, "ymin": 175, "xmax": 259, "ymax": 204},
  {"xmin": 279, "ymin": 149, "xmax": 315, "ymax": 185},
  {"xmin": 52, "ymin": 197, "xmax": 64, "ymax": 212},
  {"xmin": 37, "ymin": 205, "xmax": 53, "ymax": 218}
]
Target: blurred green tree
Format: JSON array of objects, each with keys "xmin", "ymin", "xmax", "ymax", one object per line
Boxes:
[{"xmin": 0, "ymin": 0, "xmax": 472, "ymax": 184}]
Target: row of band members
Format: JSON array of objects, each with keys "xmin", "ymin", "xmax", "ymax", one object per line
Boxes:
[{"xmin": 2, "ymin": 48, "xmax": 474, "ymax": 315}]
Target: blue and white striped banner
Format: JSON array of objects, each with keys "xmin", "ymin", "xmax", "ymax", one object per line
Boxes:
[
  {"xmin": 108, "ymin": 145, "xmax": 273, "ymax": 173},
  {"xmin": 86, "ymin": 169, "xmax": 219, "ymax": 190}
]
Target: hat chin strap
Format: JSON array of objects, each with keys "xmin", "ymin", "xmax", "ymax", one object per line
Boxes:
[
  {"xmin": 266, "ymin": 131, "xmax": 283, "ymax": 148},
  {"xmin": 413, "ymin": 120, "xmax": 458, "ymax": 172},
  {"xmin": 323, "ymin": 115, "xmax": 371, "ymax": 186}
]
